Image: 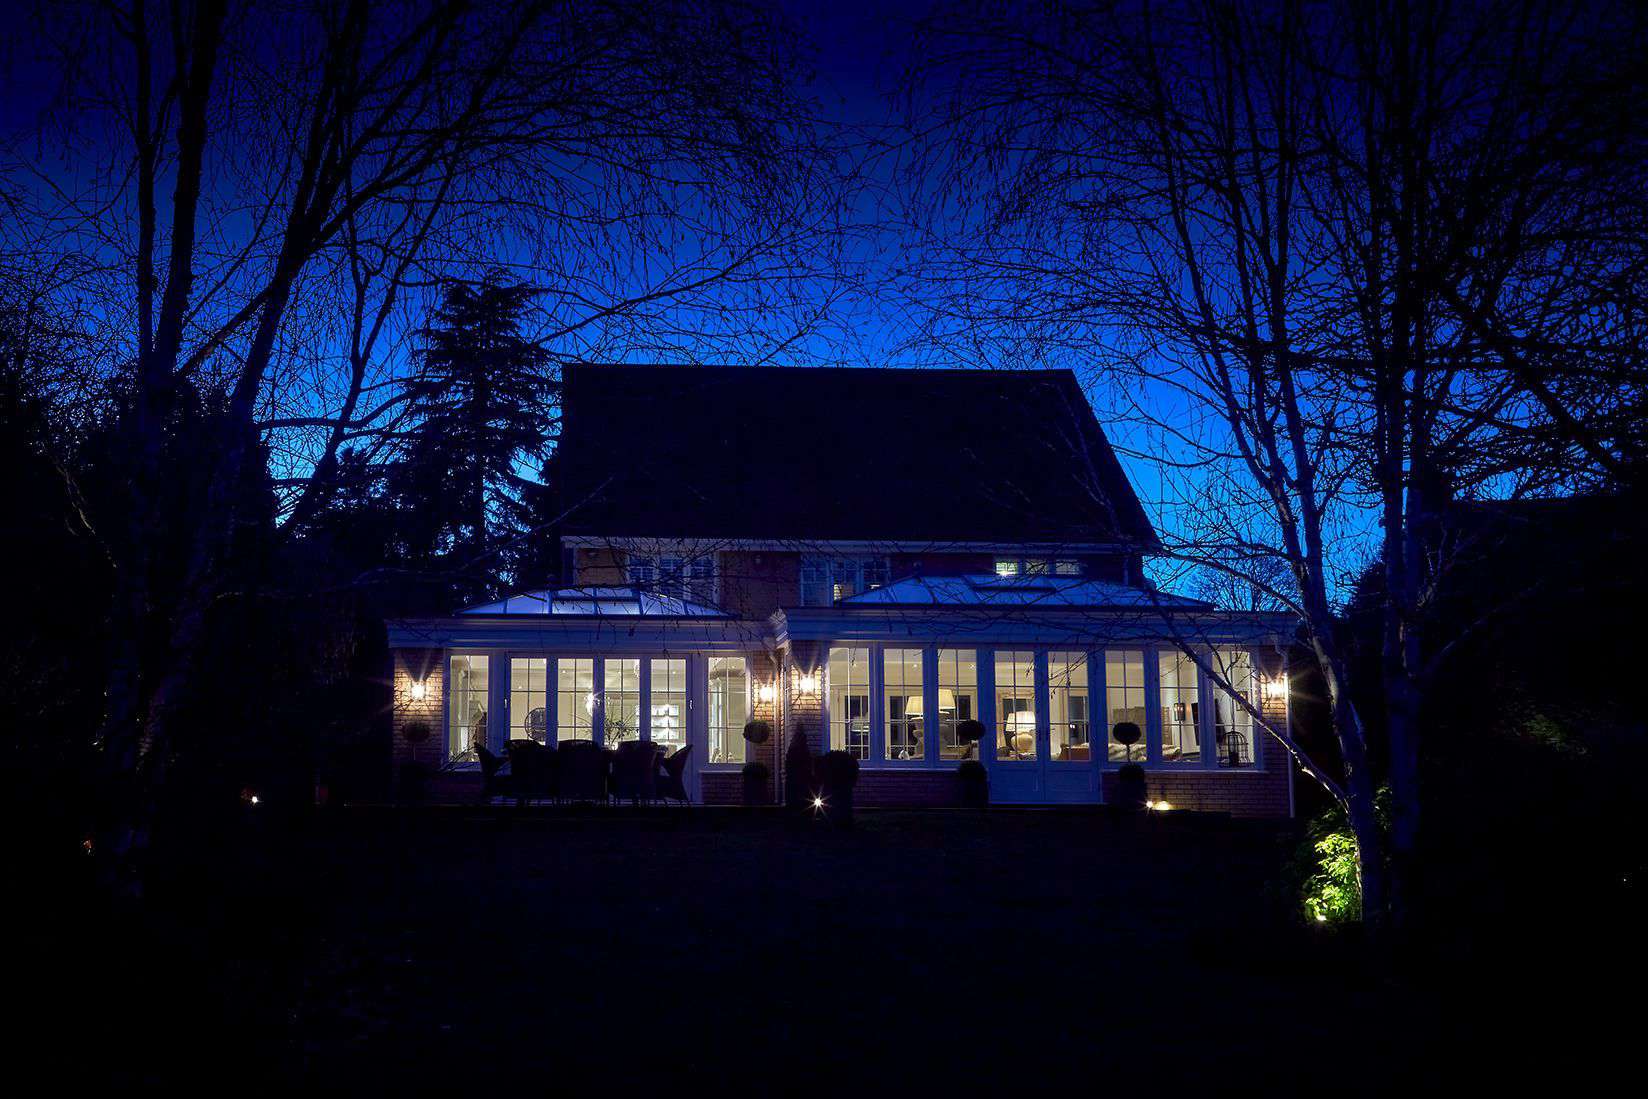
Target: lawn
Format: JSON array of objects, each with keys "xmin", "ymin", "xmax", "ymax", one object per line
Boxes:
[{"xmin": 33, "ymin": 806, "xmax": 1613, "ymax": 1089}]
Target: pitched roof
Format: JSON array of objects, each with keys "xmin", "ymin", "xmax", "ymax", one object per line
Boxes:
[{"xmin": 556, "ymin": 364, "xmax": 1157, "ymax": 546}]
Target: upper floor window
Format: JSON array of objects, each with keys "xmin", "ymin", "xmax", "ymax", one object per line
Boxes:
[
  {"xmin": 994, "ymin": 557, "xmax": 1084, "ymax": 578},
  {"xmin": 627, "ymin": 553, "xmax": 715, "ymax": 604},
  {"xmin": 800, "ymin": 555, "xmax": 889, "ymax": 605}
]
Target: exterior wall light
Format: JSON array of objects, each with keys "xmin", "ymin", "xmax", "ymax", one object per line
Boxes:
[
  {"xmin": 755, "ymin": 681, "xmax": 778, "ymax": 705},
  {"xmin": 1262, "ymin": 676, "xmax": 1289, "ymax": 702},
  {"xmin": 795, "ymin": 670, "xmax": 821, "ymax": 696},
  {"xmin": 408, "ymin": 678, "xmax": 428, "ymax": 702}
]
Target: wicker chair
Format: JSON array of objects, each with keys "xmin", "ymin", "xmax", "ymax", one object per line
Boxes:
[
  {"xmin": 476, "ymin": 743, "xmax": 512, "ymax": 802},
  {"xmin": 611, "ymin": 740, "xmax": 661, "ymax": 805},
  {"xmin": 657, "ymin": 744, "xmax": 693, "ymax": 806},
  {"xmin": 557, "ymin": 740, "xmax": 609, "ymax": 803},
  {"xmin": 506, "ymin": 739, "xmax": 556, "ymax": 804}
]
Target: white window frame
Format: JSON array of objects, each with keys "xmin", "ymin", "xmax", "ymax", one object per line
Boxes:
[
  {"xmin": 704, "ymin": 653, "xmax": 753, "ymax": 768},
  {"xmin": 799, "ymin": 555, "xmax": 891, "ymax": 606},
  {"xmin": 443, "ymin": 651, "xmax": 496, "ymax": 768},
  {"xmin": 625, "ymin": 551, "xmax": 718, "ymax": 604},
  {"xmin": 993, "ymin": 556, "xmax": 1085, "ymax": 578}
]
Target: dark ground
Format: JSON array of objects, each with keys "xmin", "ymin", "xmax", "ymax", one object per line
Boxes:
[{"xmin": 31, "ymin": 807, "xmax": 1630, "ymax": 1090}]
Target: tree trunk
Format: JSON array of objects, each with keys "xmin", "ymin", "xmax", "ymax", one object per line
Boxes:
[{"xmin": 1324, "ymin": 656, "xmax": 1389, "ymax": 931}]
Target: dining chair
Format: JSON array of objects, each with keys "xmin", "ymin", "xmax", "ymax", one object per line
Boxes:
[{"xmin": 657, "ymin": 744, "xmax": 693, "ymax": 806}]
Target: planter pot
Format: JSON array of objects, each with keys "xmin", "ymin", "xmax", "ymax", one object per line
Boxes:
[
  {"xmin": 819, "ymin": 750, "xmax": 859, "ymax": 828},
  {"xmin": 1116, "ymin": 763, "xmax": 1147, "ymax": 811},
  {"xmin": 741, "ymin": 764, "xmax": 771, "ymax": 806}
]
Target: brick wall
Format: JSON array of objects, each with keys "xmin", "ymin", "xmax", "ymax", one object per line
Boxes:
[
  {"xmin": 891, "ymin": 552, "xmax": 995, "ymax": 577},
  {"xmin": 573, "ymin": 547, "xmax": 626, "ymax": 584},
  {"xmin": 853, "ymin": 770, "xmax": 959, "ymax": 806},
  {"xmin": 1101, "ymin": 767, "xmax": 1290, "ymax": 818},
  {"xmin": 390, "ymin": 648, "xmax": 445, "ymax": 790},
  {"xmin": 719, "ymin": 551, "xmax": 800, "ymax": 619}
]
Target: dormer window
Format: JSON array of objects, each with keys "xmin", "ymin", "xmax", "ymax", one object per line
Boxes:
[
  {"xmin": 995, "ymin": 557, "xmax": 1084, "ymax": 578},
  {"xmin": 800, "ymin": 555, "xmax": 890, "ymax": 606}
]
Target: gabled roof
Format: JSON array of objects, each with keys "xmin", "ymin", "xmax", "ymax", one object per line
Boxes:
[
  {"xmin": 837, "ymin": 574, "xmax": 1210, "ymax": 610},
  {"xmin": 556, "ymin": 364, "xmax": 1158, "ymax": 546},
  {"xmin": 461, "ymin": 586, "xmax": 728, "ymax": 618}
]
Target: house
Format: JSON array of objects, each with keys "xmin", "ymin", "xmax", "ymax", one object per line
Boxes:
[{"xmin": 387, "ymin": 364, "xmax": 1297, "ymax": 814}]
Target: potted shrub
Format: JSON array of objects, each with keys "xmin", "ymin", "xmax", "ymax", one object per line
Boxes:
[
  {"xmin": 784, "ymin": 723, "xmax": 814, "ymax": 812},
  {"xmin": 1111, "ymin": 721, "xmax": 1142, "ymax": 762},
  {"xmin": 741, "ymin": 760, "xmax": 771, "ymax": 806},
  {"xmin": 1116, "ymin": 762, "xmax": 1148, "ymax": 811},
  {"xmin": 743, "ymin": 719, "xmax": 773, "ymax": 746},
  {"xmin": 958, "ymin": 759, "xmax": 989, "ymax": 808},
  {"xmin": 818, "ymin": 749, "xmax": 860, "ymax": 827}
]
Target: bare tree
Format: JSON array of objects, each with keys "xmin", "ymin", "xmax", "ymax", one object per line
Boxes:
[
  {"xmin": 904, "ymin": 0, "xmax": 1648, "ymax": 929},
  {"xmin": 2, "ymin": 0, "xmax": 847, "ymax": 880}
]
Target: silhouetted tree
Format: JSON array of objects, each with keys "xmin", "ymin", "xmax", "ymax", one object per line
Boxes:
[
  {"xmin": 391, "ymin": 278, "xmax": 555, "ymax": 599},
  {"xmin": 3, "ymin": 0, "xmax": 842, "ymax": 885},
  {"xmin": 907, "ymin": 0, "xmax": 1648, "ymax": 931}
]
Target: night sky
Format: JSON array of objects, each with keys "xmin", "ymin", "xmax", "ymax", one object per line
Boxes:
[{"xmin": 0, "ymin": 0, "xmax": 1376, "ymax": 590}]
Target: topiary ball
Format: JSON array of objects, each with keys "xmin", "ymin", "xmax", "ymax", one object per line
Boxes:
[
  {"xmin": 820, "ymin": 749, "xmax": 860, "ymax": 788},
  {"xmin": 743, "ymin": 719, "xmax": 773, "ymax": 745},
  {"xmin": 955, "ymin": 719, "xmax": 986, "ymax": 744},
  {"xmin": 1111, "ymin": 721, "xmax": 1142, "ymax": 747}
]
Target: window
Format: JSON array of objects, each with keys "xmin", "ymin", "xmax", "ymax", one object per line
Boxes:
[
  {"xmin": 556, "ymin": 657, "xmax": 595, "ymax": 742},
  {"xmin": 937, "ymin": 648, "xmax": 979, "ymax": 760},
  {"xmin": 1158, "ymin": 650, "xmax": 1201, "ymax": 762},
  {"xmin": 449, "ymin": 655, "xmax": 489, "ymax": 762},
  {"xmin": 883, "ymin": 648, "xmax": 925, "ymax": 761},
  {"xmin": 995, "ymin": 651, "xmax": 1037, "ymax": 760},
  {"xmin": 604, "ymin": 658, "xmax": 641, "ymax": 746},
  {"xmin": 708, "ymin": 656, "xmax": 749, "ymax": 764},
  {"xmin": 509, "ymin": 657, "xmax": 547, "ymax": 743},
  {"xmin": 994, "ymin": 557, "xmax": 1084, "ymax": 578},
  {"xmin": 1105, "ymin": 650, "xmax": 1148, "ymax": 762},
  {"xmin": 800, "ymin": 555, "xmax": 890, "ymax": 605},
  {"xmin": 1048, "ymin": 652, "xmax": 1090, "ymax": 760},
  {"xmin": 626, "ymin": 552, "xmax": 715, "ymax": 604},
  {"xmin": 1209, "ymin": 649, "xmax": 1257, "ymax": 767},
  {"xmin": 650, "ymin": 658, "xmax": 688, "ymax": 751},
  {"xmin": 828, "ymin": 646, "xmax": 872, "ymax": 759}
]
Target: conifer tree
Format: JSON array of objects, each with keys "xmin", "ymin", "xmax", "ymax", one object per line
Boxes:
[{"xmin": 393, "ymin": 277, "xmax": 556, "ymax": 597}]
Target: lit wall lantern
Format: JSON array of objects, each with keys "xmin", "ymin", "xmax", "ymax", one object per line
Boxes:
[
  {"xmin": 408, "ymin": 678, "xmax": 428, "ymax": 703},
  {"xmin": 795, "ymin": 669, "xmax": 821, "ymax": 696},
  {"xmin": 1263, "ymin": 676, "xmax": 1289, "ymax": 703},
  {"xmin": 755, "ymin": 681, "xmax": 778, "ymax": 705}
]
